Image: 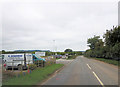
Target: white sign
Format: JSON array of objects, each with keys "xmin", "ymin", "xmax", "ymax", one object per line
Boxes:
[
  {"xmin": 35, "ymin": 52, "xmax": 45, "ymax": 57},
  {"xmin": 2, "ymin": 54, "xmax": 25, "ymax": 66},
  {"xmin": 2, "ymin": 54, "xmax": 33, "ymax": 67},
  {"xmin": 3, "ymin": 54, "xmax": 24, "ymax": 61}
]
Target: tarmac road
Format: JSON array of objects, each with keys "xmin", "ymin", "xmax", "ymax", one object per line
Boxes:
[{"xmin": 42, "ymin": 56, "xmax": 118, "ymax": 86}]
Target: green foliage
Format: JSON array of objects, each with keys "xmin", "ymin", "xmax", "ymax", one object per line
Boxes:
[
  {"xmin": 45, "ymin": 51, "xmax": 82, "ymax": 56},
  {"xmin": 64, "ymin": 49, "xmax": 73, "ymax": 52},
  {"xmin": 67, "ymin": 55, "xmax": 77, "ymax": 59},
  {"xmin": 110, "ymin": 43, "xmax": 120, "ymax": 60},
  {"xmin": 87, "ymin": 36, "xmax": 101, "ymax": 49},
  {"xmin": 46, "ymin": 52, "xmax": 53, "ymax": 56},
  {"xmin": 56, "ymin": 52, "xmax": 66, "ymax": 55},
  {"xmin": 34, "ymin": 60, "xmax": 44, "ymax": 67},
  {"xmin": 45, "ymin": 57, "xmax": 56, "ymax": 66},
  {"xmin": 28, "ymin": 64, "xmax": 37, "ymax": 70},
  {"xmin": 75, "ymin": 51, "xmax": 83, "ymax": 55},
  {"xmin": 2, "ymin": 50, "xmax": 5, "ymax": 54},
  {"xmin": 104, "ymin": 26, "xmax": 120, "ymax": 46},
  {"xmin": 84, "ymin": 26, "xmax": 120, "ymax": 61}
]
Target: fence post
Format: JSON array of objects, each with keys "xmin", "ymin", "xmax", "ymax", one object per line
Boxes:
[
  {"xmin": 38, "ymin": 60, "xmax": 40, "ymax": 67},
  {"xmin": 27, "ymin": 61, "xmax": 30, "ymax": 74},
  {"xmin": 43, "ymin": 61, "xmax": 45, "ymax": 67},
  {"xmin": 21, "ymin": 61, "xmax": 23, "ymax": 73},
  {"xmin": 37, "ymin": 60, "xmax": 39, "ymax": 67},
  {"xmin": 28, "ymin": 60, "xmax": 29, "ymax": 68},
  {"xmin": 28, "ymin": 60, "xmax": 30, "ymax": 70},
  {"xmin": 12, "ymin": 62, "xmax": 14, "ymax": 72}
]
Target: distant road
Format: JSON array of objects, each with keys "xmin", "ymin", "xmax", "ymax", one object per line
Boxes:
[
  {"xmin": 42, "ymin": 56, "xmax": 118, "ymax": 86},
  {"xmin": 56, "ymin": 59, "xmax": 73, "ymax": 65}
]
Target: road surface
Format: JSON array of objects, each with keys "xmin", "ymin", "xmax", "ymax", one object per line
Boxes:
[
  {"xmin": 56, "ymin": 59, "xmax": 73, "ymax": 65},
  {"xmin": 42, "ymin": 56, "xmax": 118, "ymax": 86}
]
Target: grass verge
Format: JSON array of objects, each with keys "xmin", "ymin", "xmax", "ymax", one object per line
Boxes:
[
  {"xmin": 86, "ymin": 57, "xmax": 119, "ymax": 66},
  {"xmin": 3, "ymin": 64, "xmax": 64, "ymax": 85},
  {"xmin": 67, "ymin": 55, "xmax": 78, "ymax": 60}
]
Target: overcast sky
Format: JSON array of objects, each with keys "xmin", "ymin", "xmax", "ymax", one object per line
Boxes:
[{"xmin": 1, "ymin": 0, "xmax": 118, "ymax": 52}]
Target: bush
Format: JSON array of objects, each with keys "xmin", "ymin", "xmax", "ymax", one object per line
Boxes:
[
  {"xmin": 67, "ymin": 55, "xmax": 77, "ymax": 59},
  {"xmin": 34, "ymin": 60, "xmax": 43, "ymax": 67},
  {"xmin": 28, "ymin": 64, "xmax": 37, "ymax": 70}
]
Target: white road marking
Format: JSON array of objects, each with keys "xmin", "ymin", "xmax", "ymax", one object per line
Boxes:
[
  {"xmin": 87, "ymin": 64, "xmax": 104, "ymax": 87},
  {"xmin": 92, "ymin": 71, "xmax": 104, "ymax": 87},
  {"xmin": 87, "ymin": 64, "xmax": 91, "ymax": 69}
]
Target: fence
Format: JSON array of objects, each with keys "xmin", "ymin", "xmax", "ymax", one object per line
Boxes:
[{"xmin": 2, "ymin": 56, "xmax": 56, "ymax": 83}]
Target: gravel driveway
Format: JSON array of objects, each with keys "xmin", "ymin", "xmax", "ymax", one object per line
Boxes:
[{"xmin": 56, "ymin": 59, "xmax": 73, "ymax": 65}]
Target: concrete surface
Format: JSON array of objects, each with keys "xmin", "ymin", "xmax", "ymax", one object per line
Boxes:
[{"xmin": 56, "ymin": 59, "xmax": 73, "ymax": 65}]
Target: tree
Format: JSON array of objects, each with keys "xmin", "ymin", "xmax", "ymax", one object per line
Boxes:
[
  {"xmin": 84, "ymin": 26, "xmax": 120, "ymax": 60},
  {"xmin": 64, "ymin": 49, "xmax": 73, "ymax": 52},
  {"xmin": 103, "ymin": 26, "xmax": 120, "ymax": 59},
  {"xmin": 87, "ymin": 35, "xmax": 100, "ymax": 49},
  {"xmin": 104, "ymin": 26, "xmax": 120, "ymax": 46},
  {"xmin": 111, "ymin": 43, "xmax": 120, "ymax": 60},
  {"xmin": 2, "ymin": 50, "xmax": 5, "ymax": 54}
]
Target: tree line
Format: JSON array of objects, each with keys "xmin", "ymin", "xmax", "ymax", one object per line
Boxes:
[
  {"xmin": 46, "ymin": 49, "xmax": 82, "ymax": 56},
  {"xmin": 2, "ymin": 49, "xmax": 83, "ymax": 56},
  {"xmin": 84, "ymin": 26, "xmax": 120, "ymax": 61}
]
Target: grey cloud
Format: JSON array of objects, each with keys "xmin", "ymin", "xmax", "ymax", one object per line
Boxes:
[{"xmin": 2, "ymin": 1, "xmax": 117, "ymax": 51}]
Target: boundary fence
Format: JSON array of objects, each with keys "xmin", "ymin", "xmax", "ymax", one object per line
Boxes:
[{"xmin": 2, "ymin": 56, "xmax": 56, "ymax": 82}]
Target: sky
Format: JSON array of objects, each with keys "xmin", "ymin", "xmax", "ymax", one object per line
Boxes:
[{"xmin": 1, "ymin": 0, "xmax": 119, "ymax": 52}]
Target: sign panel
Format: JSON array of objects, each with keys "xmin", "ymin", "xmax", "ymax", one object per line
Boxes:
[
  {"xmin": 2, "ymin": 54, "xmax": 24, "ymax": 62},
  {"xmin": 35, "ymin": 52, "xmax": 45, "ymax": 57},
  {"xmin": 2, "ymin": 54, "xmax": 24, "ymax": 66}
]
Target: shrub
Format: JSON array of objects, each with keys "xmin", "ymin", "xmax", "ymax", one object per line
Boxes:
[
  {"xmin": 28, "ymin": 64, "xmax": 37, "ymax": 70},
  {"xmin": 34, "ymin": 60, "xmax": 43, "ymax": 67},
  {"xmin": 68, "ymin": 55, "xmax": 77, "ymax": 59}
]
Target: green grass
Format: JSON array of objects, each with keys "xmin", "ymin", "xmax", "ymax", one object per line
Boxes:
[
  {"xmin": 3, "ymin": 64, "xmax": 64, "ymax": 85},
  {"xmin": 86, "ymin": 57, "xmax": 119, "ymax": 66}
]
